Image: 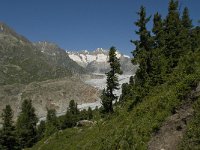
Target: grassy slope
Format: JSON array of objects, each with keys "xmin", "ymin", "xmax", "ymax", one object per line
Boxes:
[
  {"xmin": 30, "ymin": 71, "xmax": 200, "ymax": 150},
  {"xmin": 179, "ymin": 97, "xmax": 200, "ymax": 150},
  {"xmin": 30, "ymin": 36, "xmax": 200, "ymax": 149}
]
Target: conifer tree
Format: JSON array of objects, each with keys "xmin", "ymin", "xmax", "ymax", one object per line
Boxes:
[
  {"xmin": 87, "ymin": 107, "xmax": 93, "ymax": 120},
  {"xmin": 164, "ymin": 0, "xmax": 182, "ymax": 70},
  {"xmin": 1, "ymin": 105, "xmax": 19, "ymax": 150},
  {"xmin": 0, "ymin": 130, "xmax": 4, "ymax": 150},
  {"xmin": 131, "ymin": 6, "xmax": 152, "ymax": 87},
  {"xmin": 150, "ymin": 12, "xmax": 167, "ymax": 85},
  {"xmin": 180, "ymin": 7, "xmax": 193, "ymax": 55},
  {"xmin": 45, "ymin": 108, "xmax": 58, "ymax": 137},
  {"xmin": 60, "ymin": 100, "xmax": 80, "ymax": 129},
  {"xmin": 80, "ymin": 109, "xmax": 87, "ymax": 120},
  {"xmin": 64, "ymin": 110, "xmax": 76, "ymax": 128},
  {"xmin": 37, "ymin": 120, "xmax": 46, "ymax": 140},
  {"xmin": 182, "ymin": 7, "xmax": 192, "ymax": 29},
  {"xmin": 101, "ymin": 89, "xmax": 112, "ymax": 113},
  {"xmin": 101, "ymin": 47, "xmax": 122, "ymax": 113},
  {"xmin": 152, "ymin": 12, "xmax": 164, "ymax": 49},
  {"xmin": 16, "ymin": 99, "xmax": 38, "ymax": 148},
  {"xmin": 69, "ymin": 100, "xmax": 79, "ymax": 115}
]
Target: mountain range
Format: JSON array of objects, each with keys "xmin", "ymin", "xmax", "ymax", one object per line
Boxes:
[
  {"xmin": 67, "ymin": 48, "xmax": 137, "ymax": 74},
  {"xmin": 0, "ymin": 22, "xmax": 85, "ymax": 86},
  {"xmin": 0, "ymin": 22, "xmax": 137, "ymax": 123},
  {"xmin": 0, "ymin": 22, "xmax": 99, "ymax": 121}
]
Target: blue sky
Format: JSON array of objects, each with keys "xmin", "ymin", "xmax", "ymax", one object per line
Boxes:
[{"xmin": 0, "ymin": 0, "xmax": 199, "ymax": 56}]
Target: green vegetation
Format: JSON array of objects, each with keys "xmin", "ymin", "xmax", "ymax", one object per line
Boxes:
[
  {"xmin": 0, "ymin": 99, "xmax": 96, "ymax": 149},
  {"xmin": 1, "ymin": 0, "xmax": 200, "ymax": 149},
  {"xmin": 0, "ymin": 23, "xmax": 86, "ymax": 86},
  {"xmin": 179, "ymin": 98, "xmax": 200, "ymax": 149},
  {"xmin": 45, "ymin": 109, "xmax": 58, "ymax": 137},
  {"xmin": 0, "ymin": 105, "xmax": 19, "ymax": 150},
  {"xmin": 16, "ymin": 100, "xmax": 38, "ymax": 148},
  {"xmin": 30, "ymin": 0, "xmax": 200, "ymax": 149},
  {"xmin": 101, "ymin": 46, "xmax": 122, "ymax": 113},
  {"xmin": 29, "ymin": 70, "xmax": 200, "ymax": 150}
]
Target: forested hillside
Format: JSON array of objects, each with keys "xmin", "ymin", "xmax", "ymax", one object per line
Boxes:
[{"xmin": 1, "ymin": 0, "xmax": 200, "ymax": 150}]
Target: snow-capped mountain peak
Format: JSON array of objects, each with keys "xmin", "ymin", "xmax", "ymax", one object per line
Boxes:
[
  {"xmin": 66, "ymin": 48, "xmax": 136, "ymax": 75},
  {"xmin": 66, "ymin": 48, "xmax": 125, "ymax": 67}
]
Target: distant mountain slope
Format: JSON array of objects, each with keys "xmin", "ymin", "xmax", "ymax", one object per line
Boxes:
[
  {"xmin": 0, "ymin": 22, "xmax": 86, "ymax": 85},
  {"xmin": 67, "ymin": 48, "xmax": 137, "ymax": 74},
  {"xmin": 0, "ymin": 77, "xmax": 100, "ymax": 122},
  {"xmin": 34, "ymin": 41, "xmax": 86, "ymax": 75}
]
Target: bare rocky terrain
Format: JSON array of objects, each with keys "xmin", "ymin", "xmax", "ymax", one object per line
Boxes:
[
  {"xmin": 148, "ymin": 102, "xmax": 194, "ymax": 150},
  {"xmin": 148, "ymin": 83, "xmax": 200, "ymax": 150},
  {"xmin": 0, "ymin": 77, "xmax": 100, "ymax": 123}
]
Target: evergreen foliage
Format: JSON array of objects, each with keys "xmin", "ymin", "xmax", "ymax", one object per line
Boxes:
[
  {"xmin": 181, "ymin": 7, "xmax": 192, "ymax": 29},
  {"xmin": 87, "ymin": 107, "xmax": 93, "ymax": 120},
  {"xmin": 0, "ymin": 105, "xmax": 19, "ymax": 150},
  {"xmin": 101, "ymin": 47, "xmax": 122, "ymax": 113},
  {"xmin": 36, "ymin": 121, "xmax": 46, "ymax": 141},
  {"xmin": 68, "ymin": 100, "xmax": 79, "ymax": 115},
  {"xmin": 45, "ymin": 108, "xmax": 58, "ymax": 137},
  {"xmin": 16, "ymin": 99, "xmax": 38, "ymax": 148},
  {"xmin": 57, "ymin": 100, "xmax": 81, "ymax": 129},
  {"xmin": 131, "ymin": 6, "xmax": 152, "ymax": 86},
  {"xmin": 164, "ymin": 0, "xmax": 183, "ymax": 70},
  {"xmin": 179, "ymin": 98, "xmax": 200, "ymax": 149},
  {"xmin": 23, "ymin": 1, "xmax": 200, "ymax": 149}
]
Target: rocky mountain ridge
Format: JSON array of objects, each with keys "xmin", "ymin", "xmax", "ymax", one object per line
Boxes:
[
  {"xmin": 67, "ymin": 48, "xmax": 137, "ymax": 74},
  {"xmin": 0, "ymin": 22, "xmax": 86, "ymax": 85},
  {"xmin": 0, "ymin": 77, "xmax": 100, "ymax": 122},
  {"xmin": 0, "ymin": 22, "xmax": 98, "ymax": 123}
]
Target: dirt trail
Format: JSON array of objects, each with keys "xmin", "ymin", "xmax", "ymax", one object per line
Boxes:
[
  {"xmin": 148, "ymin": 102, "xmax": 194, "ymax": 150},
  {"xmin": 148, "ymin": 84, "xmax": 200, "ymax": 150}
]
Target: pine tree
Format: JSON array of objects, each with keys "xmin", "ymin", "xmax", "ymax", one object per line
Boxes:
[
  {"xmin": 164, "ymin": 0, "xmax": 182, "ymax": 70},
  {"xmin": 64, "ymin": 110, "xmax": 76, "ymax": 128},
  {"xmin": 1, "ymin": 105, "xmax": 19, "ymax": 150},
  {"xmin": 180, "ymin": 7, "xmax": 193, "ymax": 55},
  {"xmin": 37, "ymin": 120, "xmax": 46, "ymax": 140},
  {"xmin": 152, "ymin": 12, "xmax": 164, "ymax": 49},
  {"xmin": 60, "ymin": 100, "xmax": 80, "ymax": 129},
  {"xmin": 181, "ymin": 7, "xmax": 192, "ymax": 29},
  {"xmin": 80, "ymin": 109, "xmax": 87, "ymax": 120},
  {"xmin": 150, "ymin": 12, "xmax": 167, "ymax": 85},
  {"xmin": 131, "ymin": 6, "xmax": 152, "ymax": 87},
  {"xmin": 87, "ymin": 107, "xmax": 93, "ymax": 120},
  {"xmin": 16, "ymin": 99, "xmax": 38, "ymax": 148},
  {"xmin": 45, "ymin": 108, "xmax": 58, "ymax": 137},
  {"xmin": 119, "ymin": 83, "xmax": 130, "ymax": 103},
  {"xmin": 69, "ymin": 100, "xmax": 79, "ymax": 115},
  {"xmin": 0, "ymin": 130, "xmax": 5, "ymax": 150},
  {"xmin": 101, "ymin": 47, "xmax": 122, "ymax": 113},
  {"xmin": 101, "ymin": 89, "xmax": 112, "ymax": 113}
]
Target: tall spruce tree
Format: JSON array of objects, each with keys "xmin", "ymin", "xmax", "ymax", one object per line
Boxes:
[
  {"xmin": 1, "ymin": 105, "xmax": 19, "ymax": 150},
  {"xmin": 69, "ymin": 100, "xmax": 79, "ymax": 115},
  {"xmin": 87, "ymin": 107, "xmax": 93, "ymax": 120},
  {"xmin": 152, "ymin": 12, "xmax": 164, "ymax": 49},
  {"xmin": 164, "ymin": 0, "xmax": 182, "ymax": 70},
  {"xmin": 36, "ymin": 120, "xmax": 46, "ymax": 140},
  {"xmin": 180, "ymin": 7, "xmax": 193, "ymax": 54},
  {"xmin": 131, "ymin": 6, "xmax": 152, "ymax": 87},
  {"xmin": 16, "ymin": 99, "xmax": 38, "ymax": 148},
  {"xmin": 181, "ymin": 7, "xmax": 192, "ymax": 29},
  {"xmin": 45, "ymin": 108, "xmax": 58, "ymax": 137},
  {"xmin": 101, "ymin": 47, "xmax": 122, "ymax": 113},
  {"xmin": 150, "ymin": 12, "xmax": 167, "ymax": 85}
]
